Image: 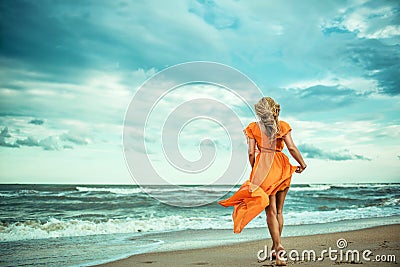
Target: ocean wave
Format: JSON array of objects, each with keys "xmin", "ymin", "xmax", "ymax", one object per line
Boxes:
[
  {"xmin": 75, "ymin": 186, "xmax": 144, "ymax": 195},
  {"xmin": 0, "ymin": 192, "xmax": 18, "ymax": 198},
  {"xmin": 75, "ymin": 186, "xmax": 237, "ymax": 195},
  {"xmin": 288, "ymin": 183, "xmax": 398, "ymax": 192},
  {"xmin": 289, "ymin": 185, "xmax": 331, "ymax": 192},
  {"xmin": 382, "ymin": 198, "xmax": 400, "ymax": 206},
  {"xmin": 0, "ymin": 189, "xmax": 40, "ymax": 198},
  {"xmin": 284, "ymin": 205, "xmax": 399, "ymax": 225},
  {"xmin": 2, "ymin": 204, "xmax": 398, "ymax": 242},
  {"xmin": 0, "ymin": 216, "xmax": 228, "ymax": 242},
  {"xmin": 331, "ymin": 183, "xmax": 397, "ymax": 189},
  {"xmin": 1, "ymin": 183, "xmax": 398, "ymax": 243}
]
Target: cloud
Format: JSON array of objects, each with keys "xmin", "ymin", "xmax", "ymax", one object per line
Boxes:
[
  {"xmin": 322, "ymin": 1, "xmax": 400, "ymax": 39},
  {"xmin": 60, "ymin": 131, "xmax": 89, "ymax": 145},
  {"xmin": 0, "ymin": 68, "xmax": 136, "ymax": 125},
  {"xmin": 0, "ymin": 125, "xmax": 90, "ymax": 150},
  {"xmin": 345, "ymin": 39, "xmax": 400, "ymax": 95},
  {"xmin": 284, "ymin": 75, "xmax": 379, "ymax": 94},
  {"xmin": 188, "ymin": 0, "xmax": 240, "ymax": 30},
  {"xmin": 38, "ymin": 136, "xmax": 61, "ymax": 151},
  {"xmin": 1, "ymin": 127, "xmax": 11, "ymax": 138},
  {"xmin": 29, "ymin": 119, "xmax": 44, "ymax": 125},
  {"xmin": 0, "ymin": 127, "xmax": 19, "ymax": 148},
  {"xmin": 0, "ymin": 0, "xmax": 227, "ymax": 83},
  {"xmin": 0, "ymin": 139, "xmax": 19, "ymax": 148},
  {"xmin": 15, "ymin": 136, "xmax": 40, "ymax": 147},
  {"xmin": 298, "ymin": 85, "xmax": 365, "ymax": 103},
  {"xmin": 298, "ymin": 144, "xmax": 371, "ymax": 161},
  {"xmin": 317, "ymin": 1, "xmax": 400, "ymax": 96},
  {"xmin": 274, "ymin": 85, "xmax": 365, "ymax": 117}
]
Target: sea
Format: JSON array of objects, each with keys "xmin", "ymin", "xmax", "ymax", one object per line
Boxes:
[{"xmin": 0, "ymin": 183, "xmax": 399, "ymax": 266}]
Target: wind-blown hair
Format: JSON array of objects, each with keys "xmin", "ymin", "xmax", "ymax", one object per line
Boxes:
[{"xmin": 254, "ymin": 97, "xmax": 281, "ymax": 140}]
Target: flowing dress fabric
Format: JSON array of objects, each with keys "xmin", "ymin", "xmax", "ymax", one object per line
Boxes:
[{"xmin": 218, "ymin": 121, "xmax": 297, "ymax": 233}]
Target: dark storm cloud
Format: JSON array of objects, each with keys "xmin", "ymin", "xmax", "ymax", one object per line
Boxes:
[
  {"xmin": 298, "ymin": 144, "xmax": 371, "ymax": 161},
  {"xmin": 0, "ymin": 0, "xmax": 92, "ymax": 82},
  {"xmin": 346, "ymin": 39, "xmax": 400, "ymax": 95},
  {"xmin": 0, "ymin": 0, "xmax": 222, "ymax": 84},
  {"xmin": 29, "ymin": 119, "xmax": 44, "ymax": 125},
  {"xmin": 0, "ymin": 0, "xmax": 142, "ymax": 83},
  {"xmin": 275, "ymin": 85, "xmax": 366, "ymax": 118},
  {"xmin": 298, "ymin": 85, "xmax": 366, "ymax": 104}
]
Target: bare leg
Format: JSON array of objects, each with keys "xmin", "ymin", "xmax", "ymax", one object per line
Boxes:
[
  {"xmin": 267, "ymin": 189, "xmax": 288, "ymax": 266},
  {"xmin": 276, "ymin": 187, "xmax": 289, "ymax": 236},
  {"xmin": 265, "ymin": 195, "xmax": 281, "ymax": 253}
]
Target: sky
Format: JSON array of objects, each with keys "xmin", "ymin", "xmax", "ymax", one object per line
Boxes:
[{"xmin": 0, "ymin": 0, "xmax": 399, "ymax": 185}]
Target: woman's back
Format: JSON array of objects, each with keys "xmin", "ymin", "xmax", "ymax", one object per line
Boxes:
[{"xmin": 244, "ymin": 120, "xmax": 292, "ymax": 152}]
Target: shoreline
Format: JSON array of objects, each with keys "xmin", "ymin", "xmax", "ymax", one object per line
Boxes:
[{"xmin": 94, "ymin": 223, "xmax": 399, "ymax": 267}]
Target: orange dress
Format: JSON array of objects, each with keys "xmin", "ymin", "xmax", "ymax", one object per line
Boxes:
[{"xmin": 219, "ymin": 120, "xmax": 297, "ymax": 233}]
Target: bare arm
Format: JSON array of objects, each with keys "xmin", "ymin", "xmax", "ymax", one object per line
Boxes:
[
  {"xmin": 248, "ymin": 138, "xmax": 256, "ymax": 168},
  {"xmin": 283, "ymin": 132, "xmax": 307, "ymax": 173}
]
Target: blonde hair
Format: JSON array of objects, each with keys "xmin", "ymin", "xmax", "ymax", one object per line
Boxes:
[{"xmin": 254, "ymin": 97, "xmax": 281, "ymax": 139}]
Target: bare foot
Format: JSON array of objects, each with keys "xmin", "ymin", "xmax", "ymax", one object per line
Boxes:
[{"xmin": 275, "ymin": 245, "xmax": 287, "ymax": 266}]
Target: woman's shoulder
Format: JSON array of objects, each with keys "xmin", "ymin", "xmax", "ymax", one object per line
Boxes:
[
  {"xmin": 244, "ymin": 121, "xmax": 259, "ymax": 133},
  {"xmin": 247, "ymin": 121, "xmax": 257, "ymax": 128},
  {"xmin": 279, "ymin": 120, "xmax": 290, "ymax": 127},
  {"xmin": 244, "ymin": 122, "xmax": 258, "ymax": 139},
  {"xmin": 279, "ymin": 120, "xmax": 292, "ymax": 135}
]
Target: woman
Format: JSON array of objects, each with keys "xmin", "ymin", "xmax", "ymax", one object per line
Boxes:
[{"xmin": 219, "ymin": 97, "xmax": 307, "ymax": 266}]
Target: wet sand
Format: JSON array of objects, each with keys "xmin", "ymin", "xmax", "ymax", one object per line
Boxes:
[{"xmin": 94, "ymin": 224, "xmax": 399, "ymax": 266}]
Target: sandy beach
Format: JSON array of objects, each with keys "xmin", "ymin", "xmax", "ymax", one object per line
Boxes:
[{"xmin": 95, "ymin": 224, "xmax": 399, "ymax": 267}]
